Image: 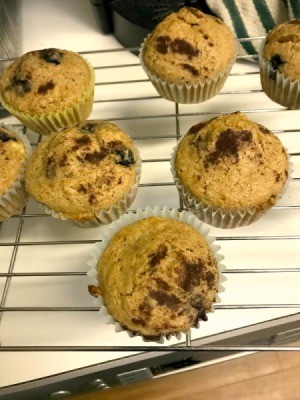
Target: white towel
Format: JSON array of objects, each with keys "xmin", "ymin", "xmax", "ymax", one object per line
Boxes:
[{"xmin": 206, "ymin": 0, "xmax": 299, "ymax": 54}]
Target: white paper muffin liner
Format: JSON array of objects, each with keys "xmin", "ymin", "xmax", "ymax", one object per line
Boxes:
[
  {"xmin": 38, "ymin": 149, "xmax": 142, "ymax": 228},
  {"xmin": 170, "ymin": 141, "xmax": 292, "ymax": 229},
  {"xmin": 259, "ymin": 39, "xmax": 300, "ymax": 110},
  {"xmin": 0, "ymin": 124, "xmax": 32, "ymax": 222},
  {"xmin": 139, "ymin": 36, "xmax": 237, "ymax": 104},
  {"xmin": 87, "ymin": 205, "xmax": 227, "ymax": 343}
]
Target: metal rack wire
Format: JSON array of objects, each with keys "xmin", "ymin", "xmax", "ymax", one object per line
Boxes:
[{"xmin": 0, "ymin": 37, "xmax": 300, "ymax": 356}]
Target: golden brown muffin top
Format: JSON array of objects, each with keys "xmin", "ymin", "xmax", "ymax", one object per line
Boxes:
[
  {"xmin": 263, "ymin": 20, "xmax": 300, "ymax": 81},
  {"xmin": 0, "ymin": 126, "xmax": 27, "ymax": 195},
  {"xmin": 97, "ymin": 216, "xmax": 219, "ymax": 338},
  {"xmin": 25, "ymin": 120, "xmax": 138, "ymax": 221},
  {"xmin": 175, "ymin": 112, "xmax": 289, "ymax": 210},
  {"xmin": 0, "ymin": 48, "xmax": 93, "ymax": 115},
  {"xmin": 142, "ymin": 7, "xmax": 236, "ymax": 84}
]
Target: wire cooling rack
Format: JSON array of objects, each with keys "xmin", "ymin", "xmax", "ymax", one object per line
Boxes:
[{"xmin": 0, "ymin": 37, "xmax": 300, "ymax": 358}]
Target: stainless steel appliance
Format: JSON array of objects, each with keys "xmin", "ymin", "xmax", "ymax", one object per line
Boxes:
[{"xmin": 90, "ymin": 0, "xmax": 213, "ymax": 49}]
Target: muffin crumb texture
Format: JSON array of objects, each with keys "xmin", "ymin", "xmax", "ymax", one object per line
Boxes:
[
  {"xmin": 0, "ymin": 48, "xmax": 92, "ymax": 114},
  {"xmin": 25, "ymin": 121, "xmax": 137, "ymax": 221},
  {"xmin": 263, "ymin": 20, "xmax": 300, "ymax": 81},
  {"xmin": 97, "ymin": 217, "xmax": 219, "ymax": 338},
  {"xmin": 0, "ymin": 126, "xmax": 26, "ymax": 195},
  {"xmin": 142, "ymin": 7, "xmax": 235, "ymax": 84},
  {"xmin": 176, "ymin": 112, "xmax": 289, "ymax": 210}
]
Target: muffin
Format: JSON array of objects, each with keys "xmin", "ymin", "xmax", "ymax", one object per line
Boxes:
[
  {"xmin": 25, "ymin": 120, "xmax": 141, "ymax": 227},
  {"xmin": 259, "ymin": 20, "xmax": 300, "ymax": 109},
  {"xmin": 0, "ymin": 124, "xmax": 31, "ymax": 221},
  {"xmin": 88, "ymin": 207, "xmax": 225, "ymax": 340},
  {"xmin": 171, "ymin": 112, "xmax": 289, "ymax": 228},
  {"xmin": 140, "ymin": 7, "xmax": 236, "ymax": 103},
  {"xmin": 0, "ymin": 48, "xmax": 95, "ymax": 135}
]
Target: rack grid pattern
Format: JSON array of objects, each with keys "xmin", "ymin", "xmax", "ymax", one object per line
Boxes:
[{"xmin": 0, "ymin": 37, "xmax": 300, "ymax": 354}]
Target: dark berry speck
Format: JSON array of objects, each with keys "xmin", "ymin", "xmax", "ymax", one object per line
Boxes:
[
  {"xmin": 113, "ymin": 148, "xmax": 135, "ymax": 167},
  {"xmin": 269, "ymin": 54, "xmax": 285, "ymax": 80},
  {"xmin": 80, "ymin": 123, "xmax": 96, "ymax": 134},
  {"xmin": 12, "ymin": 77, "xmax": 31, "ymax": 94},
  {"xmin": 0, "ymin": 131, "xmax": 15, "ymax": 142},
  {"xmin": 40, "ymin": 49, "xmax": 63, "ymax": 65},
  {"xmin": 38, "ymin": 80, "xmax": 55, "ymax": 94}
]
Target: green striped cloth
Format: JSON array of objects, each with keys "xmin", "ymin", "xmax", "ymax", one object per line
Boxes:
[{"xmin": 206, "ymin": 0, "xmax": 300, "ymax": 54}]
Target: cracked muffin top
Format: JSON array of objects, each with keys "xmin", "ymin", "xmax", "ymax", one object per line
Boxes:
[
  {"xmin": 0, "ymin": 126, "xmax": 27, "ymax": 195},
  {"xmin": 97, "ymin": 216, "xmax": 219, "ymax": 339},
  {"xmin": 141, "ymin": 7, "xmax": 236, "ymax": 84},
  {"xmin": 263, "ymin": 20, "xmax": 300, "ymax": 81},
  {"xmin": 0, "ymin": 48, "xmax": 93, "ymax": 115},
  {"xmin": 175, "ymin": 112, "xmax": 289, "ymax": 210},
  {"xmin": 25, "ymin": 120, "xmax": 138, "ymax": 221}
]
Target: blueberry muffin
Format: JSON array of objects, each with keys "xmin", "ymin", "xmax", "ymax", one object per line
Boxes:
[
  {"xmin": 172, "ymin": 112, "xmax": 289, "ymax": 228},
  {"xmin": 96, "ymin": 216, "xmax": 220, "ymax": 339},
  {"xmin": 25, "ymin": 120, "xmax": 140, "ymax": 227},
  {"xmin": 260, "ymin": 20, "xmax": 300, "ymax": 109},
  {"xmin": 0, "ymin": 124, "xmax": 31, "ymax": 221},
  {"xmin": 140, "ymin": 7, "xmax": 236, "ymax": 103},
  {"xmin": 0, "ymin": 48, "xmax": 95, "ymax": 135}
]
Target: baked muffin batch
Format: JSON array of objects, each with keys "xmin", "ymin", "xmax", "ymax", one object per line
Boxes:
[{"xmin": 0, "ymin": 7, "xmax": 298, "ymax": 340}]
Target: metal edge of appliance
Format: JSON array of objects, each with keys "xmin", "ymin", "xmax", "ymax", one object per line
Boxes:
[{"xmin": 0, "ymin": 314, "xmax": 299, "ymax": 400}]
